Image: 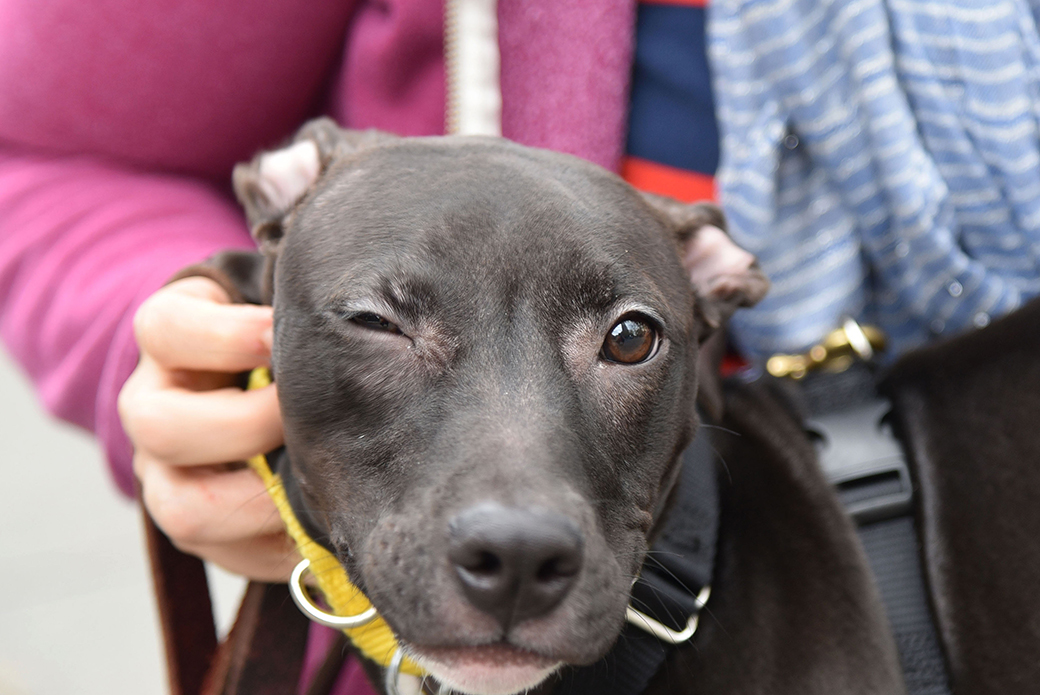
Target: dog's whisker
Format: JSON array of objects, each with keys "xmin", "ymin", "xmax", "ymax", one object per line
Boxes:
[
  {"xmin": 697, "ymin": 601, "xmax": 731, "ymax": 638},
  {"xmin": 641, "ymin": 549, "xmax": 686, "ymax": 558},
  {"xmin": 639, "ymin": 556, "xmax": 701, "ymax": 598},
  {"xmin": 629, "ymin": 583, "xmax": 693, "ymax": 631},
  {"xmin": 710, "ymin": 444, "xmax": 733, "ymax": 484},
  {"xmin": 697, "ymin": 422, "xmax": 740, "ymax": 437},
  {"xmin": 212, "ymin": 485, "xmax": 286, "ymax": 526},
  {"xmin": 627, "ymin": 596, "xmax": 656, "ymax": 614}
]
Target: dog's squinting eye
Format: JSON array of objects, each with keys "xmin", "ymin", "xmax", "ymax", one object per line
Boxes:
[
  {"xmin": 601, "ymin": 316, "xmax": 658, "ymax": 364},
  {"xmin": 352, "ymin": 312, "xmax": 401, "ymax": 333}
]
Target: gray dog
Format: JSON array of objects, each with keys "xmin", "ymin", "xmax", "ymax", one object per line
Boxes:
[{"xmin": 205, "ymin": 118, "xmax": 768, "ymax": 695}]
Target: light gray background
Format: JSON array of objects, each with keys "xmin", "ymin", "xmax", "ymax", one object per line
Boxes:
[{"xmin": 0, "ymin": 350, "xmax": 245, "ymax": 695}]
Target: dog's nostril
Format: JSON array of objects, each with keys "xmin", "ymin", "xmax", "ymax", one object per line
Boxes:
[
  {"xmin": 466, "ymin": 551, "xmax": 503, "ymax": 577},
  {"xmin": 536, "ymin": 554, "xmax": 578, "ymax": 583},
  {"xmin": 536, "ymin": 558, "xmax": 559, "ymax": 583}
]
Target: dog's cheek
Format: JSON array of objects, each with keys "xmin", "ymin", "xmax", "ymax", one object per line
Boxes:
[
  {"xmin": 361, "ymin": 512, "xmax": 504, "ymax": 645},
  {"xmin": 280, "ymin": 406, "xmax": 422, "ymax": 562},
  {"xmin": 274, "ymin": 325, "xmax": 443, "ymax": 524},
  {"xmin": 362, "ymin": 515, "xmax": 441, "ymax": 631},
  {"xmin": 585, "ymin": 353, "xmax": 694, "ymax": 510},
  {"xmin": 283, "ymin": 448, "xmax": 381, "ymax": 556}
]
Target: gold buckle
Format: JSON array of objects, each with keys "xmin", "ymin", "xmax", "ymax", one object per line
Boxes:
[{"xmin": 766, "ymin": 318, "xmax": 886, "ymax": 379}]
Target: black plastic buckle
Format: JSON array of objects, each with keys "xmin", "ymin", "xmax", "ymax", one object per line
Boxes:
[{"xmin": 805, "ymin": 399, "xmax": 913, "ymax": 525}]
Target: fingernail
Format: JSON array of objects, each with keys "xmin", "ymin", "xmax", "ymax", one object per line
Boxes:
[{"xmin": 261, "ymin": 326, "xmax": 274, "ymax": 352}]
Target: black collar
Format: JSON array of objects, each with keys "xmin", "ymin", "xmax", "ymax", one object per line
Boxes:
[{"xmin": 552, "ymin": 423, "xmax": 720, "ymax": 695}]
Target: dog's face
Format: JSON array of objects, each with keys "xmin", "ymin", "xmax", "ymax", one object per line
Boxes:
[{"xmin": 232, "ymin": 119, "xmax": 767, "ymax": 695}]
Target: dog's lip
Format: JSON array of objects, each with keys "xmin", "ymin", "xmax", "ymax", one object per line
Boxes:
[
  {"xmin": 408, "ymin": 641, "xmax": 556, "ymax": 667},
  {"xmin": 406, "ymin": 643, "xmax": 561, "ymax": 695}
]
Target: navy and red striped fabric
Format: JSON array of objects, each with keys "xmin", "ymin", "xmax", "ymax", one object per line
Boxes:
[
  {"xmin": 622, "ymin": 0, "xmax": 718, "ymax": 203},
  {"xmin": 623, "ymin": 1, "xmax": 747, "ymax": 372}
]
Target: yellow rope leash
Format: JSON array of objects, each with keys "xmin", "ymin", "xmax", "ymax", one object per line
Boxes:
[{"xmin": 246, "ymin": 367, "xmax": 424, "ymax": 677}]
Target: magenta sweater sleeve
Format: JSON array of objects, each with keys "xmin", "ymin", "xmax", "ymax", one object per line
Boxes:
[
  {"xmin": 0, "ymin": 149, "xmax": 255, "ymax": 496},
  {"xmin": 0, "ymin": 0, "xmax": 363, "ymax": 496}
]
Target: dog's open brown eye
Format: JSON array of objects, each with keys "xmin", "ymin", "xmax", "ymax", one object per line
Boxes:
[
  {"xmin": 352, "ymin": 312, "xmax": 401, "ymax": 333},
  {"xmin": 602, "ymin": 316, "xmax": 658, "ymax": 364}
]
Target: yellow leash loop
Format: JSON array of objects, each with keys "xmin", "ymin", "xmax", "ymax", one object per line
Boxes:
[{"xmin": 246, "ymin": 368, "xmax": 423, "ymax": 677}]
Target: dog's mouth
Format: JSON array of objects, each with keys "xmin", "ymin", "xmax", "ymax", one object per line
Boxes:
[{"xmin": 406, "ymin": 642, "xmax": 562, "ymax": 695}]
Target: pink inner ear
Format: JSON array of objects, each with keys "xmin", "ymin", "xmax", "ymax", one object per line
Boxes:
[
  {"xmin": 681, "ymin": 225, "xmax": 759, "ymax": 299},
  {"xmin": 256, "ymin": 140, "xmax": 321, "ymax": 213}
]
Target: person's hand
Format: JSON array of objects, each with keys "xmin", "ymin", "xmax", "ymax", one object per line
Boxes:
[{"xmin": 119, "ymin": 276, "xmax": 298, "ymax": 582}]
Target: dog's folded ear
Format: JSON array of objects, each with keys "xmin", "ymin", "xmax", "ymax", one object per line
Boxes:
[
  {"xmin": 233, "ymin": 117, "xmax": 398, "ymax": 253},
  {"xmin": 170, "ymin": 119, "xmax": 399, "ymax": 305},
  {"xmin": 641, "ymin": 193, "xmax": 769, "ymax": 338}
]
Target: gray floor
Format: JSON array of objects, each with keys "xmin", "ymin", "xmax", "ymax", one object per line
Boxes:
[{"xmin": 0, "ymin": 350, "xmax": 245, "ymax": 694}]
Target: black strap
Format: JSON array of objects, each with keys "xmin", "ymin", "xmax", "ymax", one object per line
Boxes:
[
  {"xmin": 794, "ymin": 366, "xmax": 951, "ymax": 695},
  {"xmin": 857, "ymin": 518, "xmax": 950, "ymax": 695},
  {"xmin": 555, "ymin": 425, "xmax": 719, "ymax": 695}
]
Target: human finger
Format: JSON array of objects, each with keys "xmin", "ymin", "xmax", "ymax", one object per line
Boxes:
[
  {"xmin": 179, "ymin": 533, "xmax": 301, "ymax": 583},
  {"xmin": 122, "ymin": 379, "xmax": 284, "ymax": 466},
  {"xmin": 138, "ymin": 457, "xmax": 302, "ymax": 581},
  {"xmin": 134, "ymin": 277, "xmax": 273, "ymax": 373},
  {"xmin": 137, "ymin": 457, "xmax": 287, "ymax": 546}
]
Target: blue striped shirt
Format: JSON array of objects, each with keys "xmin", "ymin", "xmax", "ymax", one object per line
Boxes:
[{"xmin": 709, "ymin": 0, "xmax": 1040, "ymax": 360}]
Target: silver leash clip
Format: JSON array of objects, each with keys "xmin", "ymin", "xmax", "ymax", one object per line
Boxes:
[{"xmin": 625, "ymin": 584, "xmax": 711, "ymax": 644}]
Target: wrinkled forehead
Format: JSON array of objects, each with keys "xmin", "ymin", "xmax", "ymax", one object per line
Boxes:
[{"xmin": 278, "ymin": 141, "xmax": 691, "ymax": 315}]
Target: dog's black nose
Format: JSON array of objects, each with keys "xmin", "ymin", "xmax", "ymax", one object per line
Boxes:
[{"xmin": 448, "ymin": 503, "xmax": 584, "ymax": 628}]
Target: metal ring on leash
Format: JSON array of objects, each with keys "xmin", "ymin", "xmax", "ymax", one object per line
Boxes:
[
  {"xmin": 625, "ymin": 585, "xmax": 711, "ymax": 644},
  {"xmin": 288, "ymin": 558, "xmax": 379, "ymax": 630},
  {"xmin": 385, "ymin": 648, "xmax": 406, "ymax": 695},
  {"xmin": 384, "ymin": 647, "xmax": 434, "ymax": 695}
]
